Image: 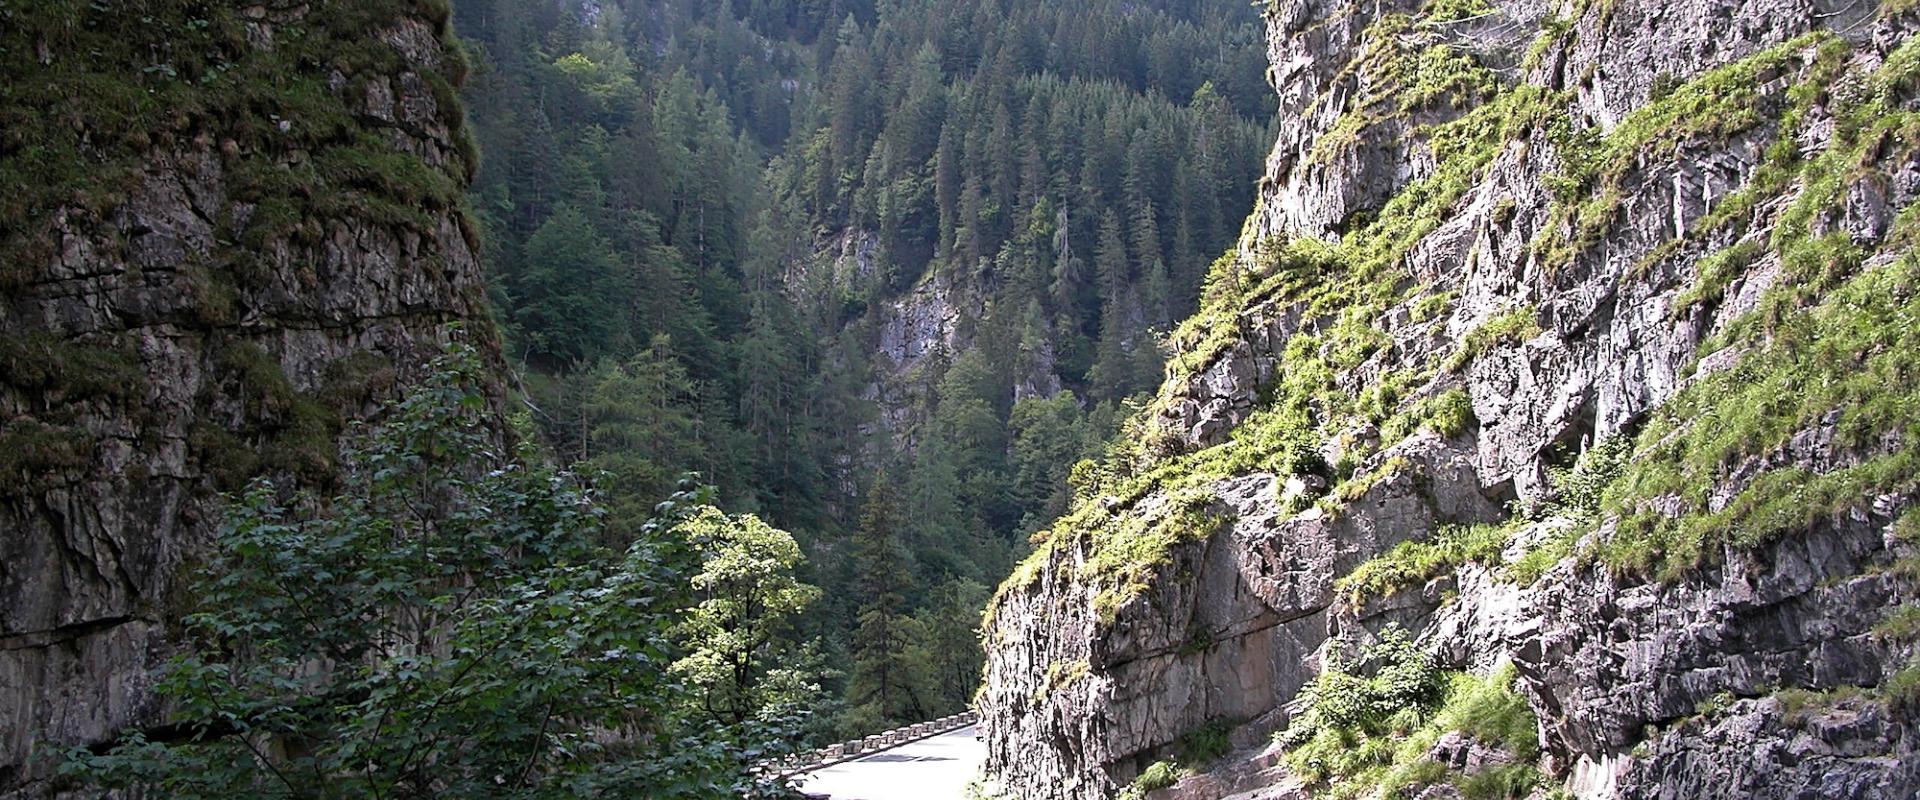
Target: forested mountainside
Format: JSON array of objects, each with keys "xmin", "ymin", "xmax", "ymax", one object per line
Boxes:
[
  {"xmin": 448, "ymin": 0, "xmax": 1276, "ymax": 733},
  {"xmin": 980, "ymin": 0, "xmax": 1920, "ymax": 798},
  {"xmin": 0, "ymin": 0, "xmax": 499, "ymax": 795}
]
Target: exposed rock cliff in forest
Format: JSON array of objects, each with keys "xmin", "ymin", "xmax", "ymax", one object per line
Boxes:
[
  {"xmin": 0, "ymin": 0, "xmax": 495, "ymax": 794},
  {"xmin": 981, "ymin": 0, "xmax": 1920, "ymax": 798}
]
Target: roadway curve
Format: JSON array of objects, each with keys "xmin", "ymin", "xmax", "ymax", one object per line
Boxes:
[{"xmin": 793, "ymin": 724, "xmax": 986, "ymax": 799}]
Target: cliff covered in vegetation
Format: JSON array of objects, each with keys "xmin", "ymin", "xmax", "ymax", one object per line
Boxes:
[
  {"xmin": 0, "ymin": 0, "xmax": 495, "ymax": 793},
  {"xmin": 980, "ymin": 0, "xmax": 1920, "ymax": 797}
]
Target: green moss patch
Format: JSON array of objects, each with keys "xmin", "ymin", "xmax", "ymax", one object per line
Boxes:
[
  {"xmin": 1337, "ymin": 522, "xmax": 1516, "ymax": 605},
  {"xmin": 0, "ymin": 0, "xmax": 472, "ymax": 288},
  {"xmin": 0, "ymin": 420, "xmax": 92, "ymax": 493},
  {"xmin": 0, "ymin": 333, "xmax": 142, "ymax": 402},
  {"xmin": 199, "ymin": 341, "xmax": 347, "ymax": 489}
]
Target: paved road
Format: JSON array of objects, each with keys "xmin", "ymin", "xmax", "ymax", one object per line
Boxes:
[{"xmin": 792, "ymin": 725, "xmax": 985, "ymax": 799}]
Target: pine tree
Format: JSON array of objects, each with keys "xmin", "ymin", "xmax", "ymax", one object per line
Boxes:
[
  {"xmin": 1009, "ymin": 391, "xmax": 1095, "ymax": 530},
  {"xmin": 913, "ymin": 578, "xmax": 990, "ymax": 714},
  {"xmin": 846, "ymin": 479, "xmax": 930, "ymax": 729},
  {"xmin": 514, "ymin": 203, "xmax": 624, "ymax": 366},
  {"xmin": 585, "ymin": 334, "xmax": 698, "ymax": 514},
  {"xmin": 904, "ymin": 436, "xmax": 972, "ymax": 580},
  {"xmin": 453, "ymin": 0, "xmax": 1279, "ymax": 739}
]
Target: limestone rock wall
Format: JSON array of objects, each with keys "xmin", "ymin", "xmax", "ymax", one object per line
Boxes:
[
  {"xmin": 0, "ymin": 2, "xmax": 495, "ymax": 794},
  {"xmin": 981, "ymin": 0, "xmax": 1920, "ymax": 798}
]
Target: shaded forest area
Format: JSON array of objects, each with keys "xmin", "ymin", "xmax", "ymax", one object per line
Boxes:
[{"xmin": 451, "ymin": 0, "xmax": 1274, "ymax": 735}]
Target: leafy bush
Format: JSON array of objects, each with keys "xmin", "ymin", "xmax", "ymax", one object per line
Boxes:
[
  {"xmin": 1279, "ymin": 636, "xmax": 1542, "ymax": 800},
  {"xmin": 1177, "ymin": 721, "xmax": 1234, "ymax": 765},
  {"xmin": 1887, "ymin": 663, "xmax": 1920, "ymax": 710},
  {"xmin": 1131, "ymin": 759, "xmax": 1181, "ymax": 794},
  {"xmin": 1279, "ymin": 627, "xmax": 1446, "ymax": 754},
  {"xmin": 60, "ymin": 345, "xmax": 801, "ymax": 799},
  {"xmin": 1547, "ymin": 434, "xmax": 1632, "ymax": 519}
]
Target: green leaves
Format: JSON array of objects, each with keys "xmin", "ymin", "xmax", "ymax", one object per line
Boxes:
[
  {"xmin": 1279, "ymin": 627, "xmax": 1446, "ymax": 753},
  {"xmin": 65, "ymin": 345, "xmax": 802, "ymax": 800},
  {"xmin": 1275, "ymin": 632, "xmax": 1541, "ymax": 798},
  {"xmin": 670, "ymin": 507, "xmax": 823, "ymax": 726}
]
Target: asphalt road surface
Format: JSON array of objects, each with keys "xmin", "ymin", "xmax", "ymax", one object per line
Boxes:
[{"xmin": 792, "ymin": 725, "xmax": 985, "ymax": 799}]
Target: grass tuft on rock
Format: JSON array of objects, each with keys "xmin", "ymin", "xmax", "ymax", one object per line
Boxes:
[{"xmin": 1278, "ymin": 630, "xmax": 1541, "ymax": 800}]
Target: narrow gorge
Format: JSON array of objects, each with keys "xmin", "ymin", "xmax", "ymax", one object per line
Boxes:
[
  {"xmin": 980, "ymin": 0, "xmax": 1920, "ymax": 798},
  {"xmin": 5, "ymin": 0, "xmax": 1920, "ymax": 798}
]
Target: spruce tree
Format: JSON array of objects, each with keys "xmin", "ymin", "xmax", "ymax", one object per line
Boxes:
[{"xmin": 846, "ymin": 479, "xmax": 930, "ymax": 729}]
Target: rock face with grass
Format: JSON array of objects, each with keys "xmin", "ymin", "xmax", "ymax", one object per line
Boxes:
[
  {"xmin": 0, "ymin": 2, "xmax": 493, "ymax": 794},
  {"xmin": 980, "ymin": 1, "xmax": 1920, "ymax": 798}
]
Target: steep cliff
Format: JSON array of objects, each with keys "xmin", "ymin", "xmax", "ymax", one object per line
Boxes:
[
  {"xmin": 0, "ymin": 0, "xmax": 494, "ymax": 793},
  {"xmin": 981, "ymin": 1, "xmax": 1920, "ymax": 798}
]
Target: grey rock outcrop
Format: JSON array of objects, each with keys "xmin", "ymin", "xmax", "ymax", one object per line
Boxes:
[
  {"xmin": 981, "ymin": 0, "xmax": 1920, "ymax": 798},
  {"xmin": 1603, "ymin": 694, "xmax": 1920, "ymax": 799},
  {"xmin": 0, "ymin": 4, "xmax": 494, "ymax": 795}
]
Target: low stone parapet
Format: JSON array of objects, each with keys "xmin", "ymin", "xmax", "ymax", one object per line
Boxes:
[{"xmin": 779, "ymin": 709, "xmax": 982, "ymax": 777}]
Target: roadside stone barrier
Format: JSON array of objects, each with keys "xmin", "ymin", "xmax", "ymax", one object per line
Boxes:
[{"xmin": 772, "ymin": 710, "xmax": 979, "ymax": 776}]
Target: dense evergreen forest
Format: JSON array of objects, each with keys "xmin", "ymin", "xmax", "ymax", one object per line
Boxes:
[{"xmin": 447, "ymin": 0, "xmax": 1274, "ymax": 735}]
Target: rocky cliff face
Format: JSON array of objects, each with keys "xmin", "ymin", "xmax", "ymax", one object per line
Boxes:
[
  {"xmin": 0, "ymin": 1, "xmax": 493, "ymax": 794},
  {"xmin": 981, "ymin": 1, "xmax": 1920, "ymax": 798}
]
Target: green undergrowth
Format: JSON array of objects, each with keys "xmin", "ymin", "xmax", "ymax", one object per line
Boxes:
[
  {"xmin": 1531, "ymin": 32, "xmax": 1845, "ymax": 272},
  {"xmin": 0, "ymin": 332, "xmax": 143, "ymax": 403},
  {"xmin": 0, "ymin": 420, "xmax": 94, "ymax": 496},
  {"xmin": 195, "ymin": 341, "xmax": 347, "ymax": 489},
  {"xmin": 1164, "ymin": 57, "xmax": 1560, "ymax": 390},
  {"xmin": 1352, "ymin": 31, "xmax": 1920, "ymax": 586},
  {"xmin": 1423, "ymin": 0, "xmax": 1496, "ymax": 24},
  {"xmin": 1126, "ymin": 759, "xmax": 1182, "ymax": 797},
  {"xmin": 1034, "ymin": 659, "xmax": 1091, "ymax": 704},
  {"xmin": 1501, "ymin": 434, "xmax": 1631, "ymax": 583},
  {"xmin": 1679, "ymin": 670, "xmax": 1920, "ymax": 742},
  {"xmin": 1845, "ymin": 668, "xmax": 1919, "ymax": 713},
  {"xmin": 1637, "ymin": 37, "xmax": 1853, "ymax": 281},
  {"xmin": 1121, "ymin": 721, "xmax": 1235, "ymax": 800},
  {"xmin": 0, "ymin": 332, "xmax": 147, "ymax": 497},
  {"xmin": 1443, "ymin": 308, "xmax": 1542, "ymax": 371},
  {"xmin": 1304, "ymin": 10, "xmax": 1498, "ymax": 167},
  {"xmin": 1080, "ymin": 489, "xmax": 1229, "ymax": 623},
  {"xmin": 1592, "ymin": 204, "xmax": 1920, "ymax": 578},
  {"xmin": 1411, "ymin": 291, "xmax": 1453, "ymax": 322},
  {"xmin": 1878, "ymin": 606, "xmax": 1920, "ymax": 642},
  {"xmin": 1888, "ymin": 663, "xmax": 1920, "ymax": 709},
  {"xmin": 0, "ymin": 0, "xmax": 472, "ymax": 288},
  {"xmin": 1336, "ymin": 522, "xmax": 1517, "ymax": 605},
  {"xmin": 993, "ymin": 8, "xmax": 1906, "ymax": 629},
  {"xmin": 1278, "ymin": 631, "xmax": 1541, "ymax": 800},
  {"xmin": 1336, "ymin": 431, "xmax": 1634, "ymax": 604},
  {"xmin": 1670, "ymin": 238, "xmax": 1766, "ymax": 315}
]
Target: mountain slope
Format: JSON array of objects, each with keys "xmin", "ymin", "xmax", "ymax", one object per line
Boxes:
[
  {"xmin": 0, "ymin": 1, "xmax": 497, "ymax": 793},
  {"xmin": 449, "ymin": 0, "xmax": 1281, "ymax": 734},
  {"xmin": 980, "ymin": 0, "xmax": 1920, "ymax": 797}
]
